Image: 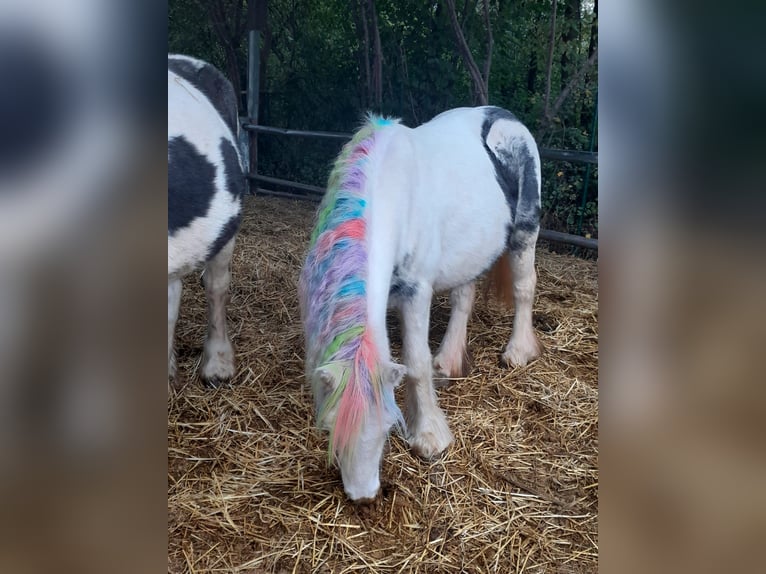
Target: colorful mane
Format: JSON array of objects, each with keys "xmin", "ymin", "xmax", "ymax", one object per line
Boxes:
[{"xmin": 299, "ymin": 114, "xmax": 403, "ymax": 462}]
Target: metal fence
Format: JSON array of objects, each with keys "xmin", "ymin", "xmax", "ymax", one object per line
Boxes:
[{"xmin": 242, "ymin": 29, "xmax": 597, "ymax": 251}]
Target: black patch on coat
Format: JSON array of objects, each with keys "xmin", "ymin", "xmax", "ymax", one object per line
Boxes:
[
  {"xmin": 507, "ymin": 150, "xmax": 541, "ymax": 253},
  {"xmin": 168, "ymin": 56, "xmax": 239, "ymax": 136},
  {"xmin": 220, "ymin": 137, "xmax": 246, "ymax": 200},
  {"xmin": 390, "ymin": 263, "xmax": 417, "ymax": 299},
  {"xmin": 481, "ymin": 107, "xmax": 519, "ymax": 220},
  {"xmin": 168, "ymin": 135, "xmax": 216, "ymax": 234},
  {"xmin": 481, "ymin": 106, "xmax": 541, "ymax": 251},
  {"xmin": 509, "ymin": 229, "xmax": 533, "ymax": 252},
  {"xmin": 496, "ymin": 145, "xmax": 540, "ymax": 220},
  {"xmin": 207, "ymin": 214, "xmax": 241, "ymax": 260},
  {"xmin": 509, "ymin": 208, "xmax": 541, "ymax": 252}
]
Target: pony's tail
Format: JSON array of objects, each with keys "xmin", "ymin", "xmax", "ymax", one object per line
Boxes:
[{"xmin": 487, "ymin": 251, "xmax": 514, "ymax": 307}]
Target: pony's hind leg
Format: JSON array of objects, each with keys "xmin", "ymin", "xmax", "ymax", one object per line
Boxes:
[
  {"xmin": 502, "ymin": 235, "xmax": 542, "ymax": 367},
  {"xmin": 433, "ymin": 282, "xmax": 475, "ymax": 385},
  {"xmin": 401, "ymin": 287, "xmax": 454, "ymax": 459},
  {"xmin": 201, "ymin": 236, "xmax": 237, "ymax": 385}
]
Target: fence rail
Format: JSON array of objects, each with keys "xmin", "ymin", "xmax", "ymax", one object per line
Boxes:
[
  {"xmin": 241, "ymin": 121, "xmax": 598, "ymax": 251},
  {"xmin": 241, "ymin": 123, "xmax": 598, "ymax": 165}
]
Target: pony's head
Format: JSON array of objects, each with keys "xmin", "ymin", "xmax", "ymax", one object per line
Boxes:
[{"xmin": 311, "ymin": 359, "xmax": 406, "ymax": 501}]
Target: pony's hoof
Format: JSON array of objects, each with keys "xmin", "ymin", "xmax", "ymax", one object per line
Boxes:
[
  {"xmin": 201, "ymin": 341, "xmax": 236, "ymax": 383},
  {"xmin": 502, "ymin": 336, "xmax": 541, "ymax": 367},
  {"xmin": 409, "ymin": 413, "xmax": 454, "ymax": 459},
  {"xmin": 202, "ymin": 375, "xmax": 231, "ymax": 388},
  {"xmin": 433, "ymin": 347, "xmax": 472, "ymax": 385},
  {"xmin": 432, "ymin": 374, "xmax": 454, "ymax": 389},
  {"xmin": 501, "ymin": 348, "xmax": 538, "ymax": 368},
  {"xmin": 350, "ymin": 492, "xmax": 380, "ymax": 506},
  {"xmin": 432, "ymin": 363, "xmax": 457, "ymax": 388},
  {"xmin": 411, "ymin": 431, "xmax": 453, "ymax": 459}
]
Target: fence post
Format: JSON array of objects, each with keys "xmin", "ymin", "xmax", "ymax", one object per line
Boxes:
[
  {"xmin": 575, "ymin": 93, "xmax": 598, "ymax": 239},
  {"xmin": 247, "ymin": 29, "xmax": 261, "ymax": 195}
]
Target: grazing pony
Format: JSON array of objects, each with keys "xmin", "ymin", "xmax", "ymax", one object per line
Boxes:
[
  {"xmin": 299, "ymin": 107, "xmax": 542, "ymax": 501},
  {"xmin": 167, "ymin": 55, "xmax": 245, "ymax": 385}
]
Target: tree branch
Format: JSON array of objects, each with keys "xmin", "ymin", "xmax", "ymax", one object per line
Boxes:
[
  {"xmin": 481, "ymin": 0, "xmax": 493, "ymax": 96},
  {"xmin": 369, "ymin": 0, "xmax": 383, "ymax": 108},
  {"xmin": 443, "ymin": 0, "xmax": 488, "ymax": 104},
  {"xmin": 542, "ymin": 0, "xmax": 558, "ymax": 122},
  {"xmin": 538, "ymin": 46, "xmax": 598, "ymax": 139}
]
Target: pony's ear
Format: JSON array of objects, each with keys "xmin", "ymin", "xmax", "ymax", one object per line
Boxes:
[
  {"xmin": 317, "ymin": 368, "xmax": 338, "ymax": 394},
  {"xmin": 315, "ymin": 368, "xmax": 339, "ymax": 429},
  {"xmin": 383, "ymin": 362, "xmax": 407, "ymax": 388}
]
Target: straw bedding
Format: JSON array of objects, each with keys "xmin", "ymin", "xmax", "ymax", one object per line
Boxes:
[{"xmin": 168, "ymin": 195, "xmax": 598, "ymax": 573}]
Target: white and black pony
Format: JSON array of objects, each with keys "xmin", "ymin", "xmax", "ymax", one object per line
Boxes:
[
  {"xmin": 167, "ymin": 54, "xmax": 245, "ymax": 385},
  {"xmin": 300, "ymin": 107, "xmax": 542, "ymax": 501}
]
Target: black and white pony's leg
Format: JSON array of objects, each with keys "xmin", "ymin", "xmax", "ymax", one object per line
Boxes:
[
  {"xmin": 401, "ymin": 287, "xmax": 454, "ymax": 458},
  {"xmin": 433, "ymin": 281, "xmax": 475, "ymax": 384},
  {"xmin": 201, "ymin": 236, "xmax": 236, "ymax": 384},
  {"xmin": 502, "ymin": 231, "xmax": 542, "ymax": 367},
  {"xmin": 168, "ymin": 278, "xmax": 182, "ymax": 381}
]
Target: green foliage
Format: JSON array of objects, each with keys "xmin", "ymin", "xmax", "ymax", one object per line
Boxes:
[
  {"xmin": 168, "ymin": 0, "xmax": 598, "ymax": 238},
  {"xmin": 168, "ymin": 1, "xmax": 221, "ymax": 70}
]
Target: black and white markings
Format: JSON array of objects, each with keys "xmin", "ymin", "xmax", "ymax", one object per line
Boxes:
[
  {"xmin": 168, "ymin": 54, "xmax": 240, "ymax": 137},
  {"xmin": 480, "ymin": 106, "xmax": 541, "ymax": 251},
  {"xmin": 390, "ymin": 255, "xmax": 418, "ymax": 300},
  {"xmin": 167, "ymin": 135, "xmax": 216, "ymax": 234},
  {"xmin": 167, "ymin": 57, "xmax": 244, "ymax": 274},
  {"xmin": 168, "ymin": 55, "xmax": 245, "ymax": 385}
]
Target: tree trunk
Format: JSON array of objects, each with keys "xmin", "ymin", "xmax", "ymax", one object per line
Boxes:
[
  {"xmin": 588, "ymin": 0, "xmax": 598, "ymax": 60},
  {"xmin": 581, "ymin": 0, "xmax": 598, "ymax": 127},
  {"xmin": 247, "ymin": 0, "xmax": 271, "ymax": 119},
  {"xmin": 368, "ymin": 0, "xmax": 383, "ymax": 109},
  {"xmin": 481, "ymin": 0, "xmax": 493, "ymax": 94},
  {"xmin": 560, "ymin": 0, "xmax": 581, "ymax": 89},
  {"xmin": 527, "ymin": 49, "xmax": 538, "ymax": 93},
  {"xmin": 206, "ymin": 0, "xmax": 244, "ymax": 108},
  {"xmin": 443, "ymin": 0, "xmax": 492, "ymax": 105},
  {"xmin": 538, "ymin": 46, "xmax": 598, "ymax": 139},
  {"xmin": 541, "ymin": 0, "xmax": 558, "ymax": 128},
  {"xmin": 355, "ymin": 0, "xmax": 371, "ymax": 108}
]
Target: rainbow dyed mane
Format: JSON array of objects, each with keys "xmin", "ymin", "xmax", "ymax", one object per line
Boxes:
[{"xmin": 299, "ymin": 115, "xmax": 403, "ymax": 462}]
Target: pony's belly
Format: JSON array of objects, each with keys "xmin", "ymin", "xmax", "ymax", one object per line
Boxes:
[
  {"xmin": 429, "ymin": 196, "xmax": 510, "ymax": 291},
  {"xmin": 431, "ymin": 233, "xmax": 507, "ymax": 292},
  {"xmin": 431, "ymin": 251, "xmax": 501, "ymax": 292}
]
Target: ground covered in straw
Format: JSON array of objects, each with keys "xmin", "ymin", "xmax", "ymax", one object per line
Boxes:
[{"xmin": 168, "ymin": 196, "xmax": 598, "ymax": 573}]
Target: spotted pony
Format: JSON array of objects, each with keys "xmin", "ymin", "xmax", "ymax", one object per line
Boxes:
[
  {"xmin": 167, "ymin": 54, "xmax": 245, "ymax": 385},
  {"xmin": 299, "ymin": 107, "xmax": 542, "ymax": 501}
]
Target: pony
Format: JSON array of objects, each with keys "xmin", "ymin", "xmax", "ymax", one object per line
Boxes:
[
  {"xmin": 167, "ymin": 55, "xmax": 245, "ymax": 385},
  {"xmin": 299, "ymin": 106, "xmax": 542, "ymax": 501}
]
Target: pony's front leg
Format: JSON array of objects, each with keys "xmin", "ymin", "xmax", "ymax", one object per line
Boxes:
[
  {"xmin": 502, "ymin": 237, "xmax": 542, "ymax": 367},
  {"xmin": 433, "ymin": 282, "xmax": 475, "ymax": 385},
  {"xmin": 401, "ymin": 288, "xmax": 454, "ymax": 459}
]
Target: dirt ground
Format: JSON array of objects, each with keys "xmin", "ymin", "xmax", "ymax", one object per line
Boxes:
[{"xmin": 168, "ymin": 195, "xmax": 598, "ymax": 573}]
